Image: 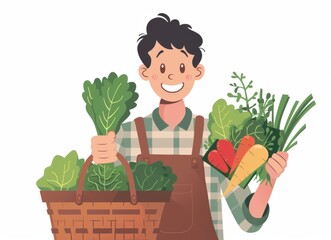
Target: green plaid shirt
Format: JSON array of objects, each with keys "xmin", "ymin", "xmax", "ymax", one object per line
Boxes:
[{"xmin": 115, "ymin": 107, "xmax": 269, "ymax": 239}]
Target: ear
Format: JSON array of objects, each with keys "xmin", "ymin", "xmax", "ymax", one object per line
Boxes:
[
  {"xmin": 139, "ymin": 64, "xmax": 149, "ymax": 81},
  {"xmin": 195, "ymin": 64, "xmax": 205, "ymax": 80}
]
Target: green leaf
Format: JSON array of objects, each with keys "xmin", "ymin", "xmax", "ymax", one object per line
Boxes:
[
  {"xmin": 82, "ymin": 80, "xmax": 103, "ymax": 134},
  {"xmin": 236, "ymin": 93, "xmax": 242, "ymax": 102},
  {"xmin": 36, "ymin": 150, "xmax": 81, "ymax": 191},
  {"xmin": 84, "ymin": 163, "xmax": 128, "ymax": 191},
  {"xmin": 130, "ymin": 161, "xmax": 177, "ymax": 191},
  {"xmin": 229, "ymin": 118, "xmax": 266, "ymax": 150},
  {"xmin": 208, "ymin": 99, "xmax": 251, "ymax": 143},
  {"xmin": 82, "ymin": 72, "xmax": 139, "ymax": 135},
  {"xmin": 77, "ymin": 158, "xmax": 85, "ymax": 170},
  {"xmin": 263, "ymin": 125, "xmax": 283, "ymax": 156},
  {"xmin": 252, "ymin": 108, "xmax": 257, "ymax": 115}
]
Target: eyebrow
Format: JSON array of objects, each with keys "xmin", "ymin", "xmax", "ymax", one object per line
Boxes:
[
  {"xmin": 156, "ymin": 50, "xmax": 164, "ymax": 58},
  {"xmin": 181, "ymin": 50, "xmax": 188, "ymax": 57}
]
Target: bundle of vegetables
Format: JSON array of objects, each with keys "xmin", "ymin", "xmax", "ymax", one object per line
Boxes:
[
  {"xmin": 37, "ymin": 72, "xmax": 177, "ymax": 191},
  {"xmin": 203, "ymin": 72, "xmax": 316, "ymax": 193}
]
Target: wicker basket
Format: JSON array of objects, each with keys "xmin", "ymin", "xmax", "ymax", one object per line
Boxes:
[{"xmin": 40, "ymin": 153, "xmax": 172, "ymax": 240}]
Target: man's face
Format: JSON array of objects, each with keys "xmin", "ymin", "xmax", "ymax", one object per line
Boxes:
[{"xmin": 139, "ymin": 42, "xmax": 204, "ymax": 102}]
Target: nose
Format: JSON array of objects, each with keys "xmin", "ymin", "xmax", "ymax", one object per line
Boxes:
[{"xmin": 168, "ymin": 74, "xmax": 174, "ymax": 80}]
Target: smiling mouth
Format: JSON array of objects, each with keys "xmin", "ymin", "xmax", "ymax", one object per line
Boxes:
[{"xmin": 161, "ymin": 83, "xmax": 184, "ymax": 93}]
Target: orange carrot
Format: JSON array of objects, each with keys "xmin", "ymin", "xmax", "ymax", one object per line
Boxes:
[
  {"xmin": 222, "ymin": 144, "xmax": 268, "ymax": 197},
  {"xmin": 230, "ymin": 136, "xmax": 255, "ymax": 174}
]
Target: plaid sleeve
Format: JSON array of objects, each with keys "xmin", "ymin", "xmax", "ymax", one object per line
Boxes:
[
  {"xmin": 219, "ymin": 174, "xmax": 269, "ymax": 232},
  {"xmin": 115, "ymin": 124, "xmax": 126, "ymax": 157},
  {"xmin": 115, "ymin": 122, "xmax": 131, "ymax": 164},
  {"xmin": 202, "ymin": 119, "xmax": 268, "ymax": 234}
]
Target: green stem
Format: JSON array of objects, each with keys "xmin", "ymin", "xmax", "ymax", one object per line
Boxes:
[
  {"xmin": 275, "ymin": 94, "xmax": 290, "ymax": 130},
  {"xmin": 283, "ymin": 124, "xmax": 306, "ymax": 151},
  {"xmin": 283, "ymin": 99, "xmax": 315, "ymax": 145},
  {"xmin": 271, "ymin": 94, "xmax": 275, "ymax": 127},
  {"xmin": 284, "ymin": 100, "xmax": 299, "ymax": 135},
  {"xmin": 239, "ymin": 77, "xmax": 251, "ymax": 114},
  {"xmin": 285, "ymin": 141, "xmax": 298, "ymax": 152},
  {"xmin": 258, "ymin": 89, "xmax": 263, "ymax": 118}
]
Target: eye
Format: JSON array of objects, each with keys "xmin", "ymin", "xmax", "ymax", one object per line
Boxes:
[
  {"xmin": 160, "ymin": 63, "xmax": 166, "ymax": 73},
  {"xmin": 180, "ymin": 63, "xmax": 185, "ymax": 73}
]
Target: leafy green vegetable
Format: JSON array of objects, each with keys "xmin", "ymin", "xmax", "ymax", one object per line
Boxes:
[
  {"xmin": 252, "ymin": 89, "xmax": 275, "ymax": 119},
  {"xmin": 207, "ymin": 99, "xmax": 251, "ymax": 146},
  {"xmin": 130, "ymin": 161, "xmax": 177, "ymax": 191},
  {"xmin": 36, "ymin": 150, "xmax": 83, "ymax": 191},
  {"xmin": 82, "ymin": 72, "xmax": 139, "ymax": 135},
  {"xmin": 272, "ymin": 94, "xmax": 316, "ymax": 151},
  {"xmin": 84, "ymin": 163, "xmax": 128, "ymax": 191},
  {"xmin": 226, "ymin": 72, "xmax": 316, "ymax": 184},
  {"xmin": 229, "ymin": 118, "xmax": 266, "ymax": 150},
  {"xmin": 227, "ymin": 72, "xmax": 258, "ymax": 114},
  {"xmin": 83, "ymin": 161, "xmax": 177, "ymax": 191},
  {"xmin": 263, "ymin": 125, "xmax": 283, "ymax": 156}
]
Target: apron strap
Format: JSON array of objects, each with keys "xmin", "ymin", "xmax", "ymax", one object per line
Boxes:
[
  {"xmin": 134, "ymin": 117, "xmax": 150, "ymax": 157},
  {"xmin": 192, "ymin": 116, "xmax": 204, "ymax": 157}
]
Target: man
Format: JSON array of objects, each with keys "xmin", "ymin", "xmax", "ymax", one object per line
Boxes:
[{"xmin": 91, "ymin": 13, "xmax": 288, "ymax": 239}]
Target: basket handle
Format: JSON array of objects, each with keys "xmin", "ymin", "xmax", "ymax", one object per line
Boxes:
[{"xmin": 75, "ymin": 153, "xmax": 137, "ymax": 205}]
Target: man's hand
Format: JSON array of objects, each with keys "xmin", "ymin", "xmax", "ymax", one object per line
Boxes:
[
  {"xmin": 248, "ymin": 151, "xmax": 289, "ymax": 218},
  {"xmin": 265, "ymin": 152, "xmax": 288, "ymax": 180},
  {"xmin": 91, "ymin": 131, "xmax": 117, "ymax": 164}
]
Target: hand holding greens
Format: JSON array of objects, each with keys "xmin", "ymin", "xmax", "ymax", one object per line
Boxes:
[
  {"xmin": 37, "ymin": 71, "xmax": 177, "ymax": 192},
  {"xmin": 205, "ymin": 72, "xmax": 316, "ymax": 185}
]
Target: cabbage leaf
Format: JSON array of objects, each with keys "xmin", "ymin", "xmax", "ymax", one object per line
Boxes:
[{"xmin": 36, "ymin": 150, "xmax": 83, "ymax": 191}]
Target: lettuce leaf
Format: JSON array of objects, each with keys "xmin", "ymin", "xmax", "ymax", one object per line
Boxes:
[
  {"xmin": 82, "ymin": 72, "xmax": 139, "ymax": 135},
  {"xmin": 207, "ymin": 99, "xmax": 251, "ymax": 145},
  {"xmin": 130, "ymin": 161, "xmax": 177, "ymax": 191},
  {"xmin": 36, "ymin": 150, "xmax": 82, "ymax": 191},
  {"xmin": 84, "ymin": 163, "xmax": 128, "ymax": 191}
]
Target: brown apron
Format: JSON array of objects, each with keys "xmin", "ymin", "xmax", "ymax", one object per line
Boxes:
[{"xmin": 135, "ymin": 116, "xmax": 218, "ymax": 240}]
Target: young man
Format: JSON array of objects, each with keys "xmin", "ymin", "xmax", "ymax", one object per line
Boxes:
[{"xmin": 91, "ymin": 13, "xmax": 288, "ymax": 240}]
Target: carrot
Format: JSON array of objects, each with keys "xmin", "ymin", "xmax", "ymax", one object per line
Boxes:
[
  {"xmin": 216, "ymin": 139, "xmax": 235, "ymax": 168},
  {"xmin": 229, "ymin": 136, "xmax": 255, "ymax": 174},
  {"xmin": 222, "ymin": 144, "xmax": 268, "ymax": 197},
  {"xmin": 208, "ymin": 150, "xmax": 229, "ymax": 174}
]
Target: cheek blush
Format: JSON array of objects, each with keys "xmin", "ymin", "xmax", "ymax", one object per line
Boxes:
[{"xmin": 152, "ymin": 74, "xmax": 158, "ymax": 81}]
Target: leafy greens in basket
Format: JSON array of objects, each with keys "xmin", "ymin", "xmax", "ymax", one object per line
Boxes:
[
  {"xmin": 37, "ymin": 150, "xmax": 177, "ymax": 191},
  {"xmin": 84, "ymin": 162, "xmax": 129, "ymax": 191},
  {"xmin": 36, "ymin": 150, "xmax": 84, "ymax": 191},
  {"xmin": 130, "ymin": 161, "xmax": 177, "ymax": 191},
  {"xmin": 37, "ymin": 72, "xmax": 177, "ymax": 192},
  {"xmin": 84, "ymin": 161, "xmax": 177, "ymax": 191}
]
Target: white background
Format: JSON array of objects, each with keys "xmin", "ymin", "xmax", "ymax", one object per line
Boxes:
[{"xmin": 1, "ymin": 0, "xmax": 330, "ymax": 239}]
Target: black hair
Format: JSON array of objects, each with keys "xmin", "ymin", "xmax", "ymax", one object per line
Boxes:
[{"xmin": 137, "ymin": 13, "xmax": 203, "ymax": 68}]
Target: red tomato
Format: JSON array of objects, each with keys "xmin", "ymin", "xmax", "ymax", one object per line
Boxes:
[
  {"xmin": 216, "ymin": 139, "xmax": 235, "ymax": 168},
  {"xmin": 208, "ymin": 150, "xmax": 229, "ymax": 173}
]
